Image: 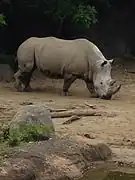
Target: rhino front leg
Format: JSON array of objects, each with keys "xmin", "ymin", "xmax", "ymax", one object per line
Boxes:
[
  {"xmin": 83, "ymin": 79, "xmax": 99, "ymax": 98},
  {"xmin": 63, "ymin": 74, "xmax": 77, "ymax": 96}
]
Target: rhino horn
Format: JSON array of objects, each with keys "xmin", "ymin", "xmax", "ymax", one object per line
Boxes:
[
  {"xmin": 109, "ymin": 81, "xmax": 121, "ymax": 95},
  {"xmin": 112, "ymin": 83, "xmax": 121, "ymax": 95},
  {"xmin": 101, "ymin": 81, "xmax": 121, "ymax": 100}
]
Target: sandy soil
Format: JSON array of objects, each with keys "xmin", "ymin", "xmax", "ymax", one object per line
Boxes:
[{"xmin": 0, "ymin": 62, "xmax": 135, "ymax": 149}]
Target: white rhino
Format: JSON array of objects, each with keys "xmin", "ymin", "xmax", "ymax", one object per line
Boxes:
[{"xmin": 14, "ymin": 36, "xmax": 121, "ymax": 99}]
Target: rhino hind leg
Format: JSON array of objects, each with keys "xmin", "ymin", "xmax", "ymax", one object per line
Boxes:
[
  {"xmin": 21, "ymin": 66, "xmax": 36, "ymax": 92},
  {"xmin": 14, "ymin": 70, "xmax": 23, "ymax": 92},
  {"xmin": 63, "ymin": 74, "xmax": 77, "ymax": 96},
  {"xmin": 21, "ymin": 71, "xmax": 33, "ymax": 92},
  {"xmin": 14, "ymin": 68, "xmax": 35, "ymax": 92}
]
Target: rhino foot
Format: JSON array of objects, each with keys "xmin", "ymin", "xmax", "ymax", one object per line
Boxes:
[
  {"xmin": 90, "ymin": 91, "xmax": 99, "ymax": 98},
  {"xmin": 91, "ymin": 92, "xmax": 99, "ymax": 98},
  {"xmin": 22, "ymin": 86, "xmax": 32, "ymax": 92},
  {"xmin": 13, "ymin": 82, "xmax": 23, "ymax": 92},
  {"xmin": 64, "ymin": 91, "xmax": 68, "ymax": 96},
  {"xmin": 60, "ymin": 91, "xmax": 69, "ymax": 96},
  {"xmin": 91, "ymin": 94, "xmax": 99, "ymax": 98}
]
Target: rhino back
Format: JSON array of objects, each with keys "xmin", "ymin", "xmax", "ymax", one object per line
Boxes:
[{"xmin": 34, "ymin": 37, "xmax": 90, "ymax": 77}]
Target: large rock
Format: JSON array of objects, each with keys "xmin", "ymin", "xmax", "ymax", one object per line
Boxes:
[
  {"xmin": 0, "ymin": 135, "xmax": 112, "ymax": 180},
  {"xmin": 9, "ymin": 104, "xmax": 55, "ymax": 141},
  {"xmin": 0, "ymin": 64, "xmax": 14, "ymax": 82},
  {"xmin": 0, "ymin": 54, "xmax": 17, "ymax": 72}
]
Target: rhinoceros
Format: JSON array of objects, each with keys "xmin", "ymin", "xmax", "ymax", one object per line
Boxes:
[{"xmin": 14, "ymin": 36, "xmax": 121, "ymax": 99}]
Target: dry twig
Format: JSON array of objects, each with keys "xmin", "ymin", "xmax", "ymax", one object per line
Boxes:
[
  {"xmin": 62, "ymin": 115, "xmax": 81, "ymax": 125},
  {"xmin": 84, "ymin": 102, "xmax": 96, "ymax": 109}
]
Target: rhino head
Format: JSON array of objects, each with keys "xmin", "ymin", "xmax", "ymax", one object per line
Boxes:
[{"xmin": 93, "ymin": 59, "xmax": 121, "ymax": 100}]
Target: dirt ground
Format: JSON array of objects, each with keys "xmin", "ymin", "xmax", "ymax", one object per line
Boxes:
[{"xmin": 0, "ymin": 61, "xmax": 135, "ymax": 149}]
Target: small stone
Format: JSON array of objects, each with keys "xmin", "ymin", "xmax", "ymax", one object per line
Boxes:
[
  {"xmin": 20, "ymin": 101, "xmax": 33, "ymax": 106},
  {"xmin": 84, "ymin": 133, "xmax": 95, "ymax": 139}
]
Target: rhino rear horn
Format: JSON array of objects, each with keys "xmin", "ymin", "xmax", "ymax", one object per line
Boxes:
[{"xmin": 110, "ymin": 80, "xmax": 116, "ymax": 86}]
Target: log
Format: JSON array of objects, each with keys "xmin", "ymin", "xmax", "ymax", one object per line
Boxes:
[{"xmin": 50, "ymin": 109, "xmax": 117, "ymax": 118}]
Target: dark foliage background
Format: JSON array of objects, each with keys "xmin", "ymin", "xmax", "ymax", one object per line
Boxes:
[{"xmin": 0, "ymin": 0, "xmax": 135, "ymax": 60}]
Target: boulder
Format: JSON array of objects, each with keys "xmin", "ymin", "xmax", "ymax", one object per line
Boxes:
[
  {"xmin": 8, "ymin": 104, "xmax": 55, "ymax": 142},
  {"xmin": 0, "ymin": 64, "xmax": 14, "ymax": 82},
  {"xmin": 0, "ymin": 135, "xmax": 112, "ymax": 180}
]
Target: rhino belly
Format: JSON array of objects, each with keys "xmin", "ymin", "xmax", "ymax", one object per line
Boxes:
[
  {"xmin": 39, "ymin": 68, "xmax": 63, "ymax": 79},
  {"xmin": 36, "ymin": 53, "xmax": 64, "ymax": 79}
]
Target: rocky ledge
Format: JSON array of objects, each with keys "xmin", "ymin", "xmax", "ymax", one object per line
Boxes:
[{"xmin": 0, "ymin": 135, "xmax": 112, "ymax": 180}]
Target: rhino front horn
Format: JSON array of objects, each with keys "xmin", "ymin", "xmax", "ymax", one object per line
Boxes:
[
  {"xmin": 102, "ymin": 81, "xmax": 121, "ymax": 100},
  {"xmin": 110, "ymin": 81, "xmax": 121, "ymax": 96},
  {"xmin": 113, "ymin": 83, "xmax": 121, "ymax": 94}
]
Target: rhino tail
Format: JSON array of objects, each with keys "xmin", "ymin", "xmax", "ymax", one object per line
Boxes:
[{"xmin": 31, "ymin": 48, "xmax": 37, "ymax": 72}]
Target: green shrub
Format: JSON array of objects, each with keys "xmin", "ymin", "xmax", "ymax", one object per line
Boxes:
[{"xmin": 1, "ymin": 124, "xmax": 54, "ymax": 146}]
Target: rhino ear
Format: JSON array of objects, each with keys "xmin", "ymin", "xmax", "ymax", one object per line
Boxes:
[{"xmin": 109, "ymin": 59, "xmax": 114, "ymax": 64}]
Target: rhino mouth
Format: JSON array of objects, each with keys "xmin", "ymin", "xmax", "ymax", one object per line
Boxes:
[
  {"xmin": 101, "ymin": 95, "xmax": 112, "ymax": 100},
  {"xmin": 101, "ymin": 81, "xmax": 121, "ymax": 100}
]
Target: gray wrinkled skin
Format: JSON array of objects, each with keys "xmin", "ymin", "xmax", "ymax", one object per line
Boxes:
[{"xmin": 14, "ymin": 36, "xmax": 121, "ymax": 99}]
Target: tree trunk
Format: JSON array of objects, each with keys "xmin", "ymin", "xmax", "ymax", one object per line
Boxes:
[{"xmin": 57, "ymin": 18, "xmax": 64, "ymax": 38}]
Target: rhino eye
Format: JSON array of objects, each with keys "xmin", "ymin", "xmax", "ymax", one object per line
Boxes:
[
  {"xmin": 100, "ymin": 82, "xmax": 103, "ymax": 85},
  {"xmin": 101, "ymin": 61, "xmax": 107, "ymax": 67}
]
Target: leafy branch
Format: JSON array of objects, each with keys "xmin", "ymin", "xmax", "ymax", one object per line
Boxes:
[{"xmin": 0, "ymin": 14, "xmax": 6, "ymax": 27}]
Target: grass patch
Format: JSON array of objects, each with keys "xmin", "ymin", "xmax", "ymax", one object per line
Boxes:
[
  {"xmin": 0, "ymin": 123, "xmax": 54, "ymax": 163},
  {"xmin": 0, "ymin": 123, "xmax": 54, "ymax": 146}
]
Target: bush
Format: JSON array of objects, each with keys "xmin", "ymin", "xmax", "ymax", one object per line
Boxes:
[{"xmin": 1, "ymin": 124, "xmax": 54, "ymax": 146}]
